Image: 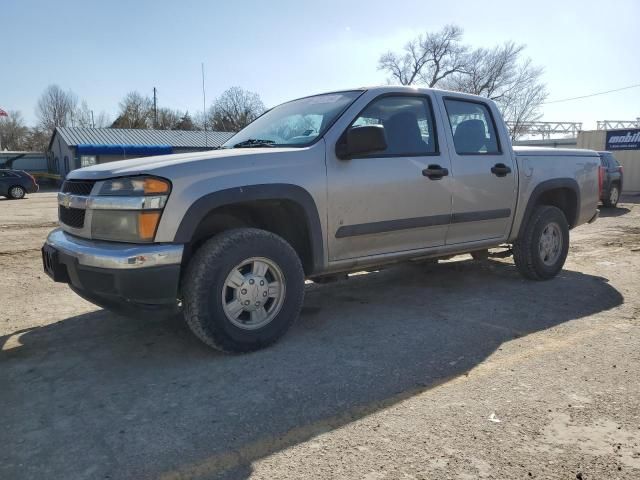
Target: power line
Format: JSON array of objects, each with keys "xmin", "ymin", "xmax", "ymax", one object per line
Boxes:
[{"xmin": 542, "ymin": 83, "xmax": 640, "ymax": 105}]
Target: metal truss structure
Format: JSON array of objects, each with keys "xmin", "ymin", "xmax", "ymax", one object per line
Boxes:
[
  {"xmin": 597, "ymin": 119, "xmax": 640, "ymax": 130},
  {"xmin": 506, "ymin": 121, "xmax": 583, "ymax": 139}
]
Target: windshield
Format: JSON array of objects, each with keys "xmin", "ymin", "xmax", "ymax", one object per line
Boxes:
[{"xmin": 223, "ymin": 91, "xmax": 363, "ymax": 148}]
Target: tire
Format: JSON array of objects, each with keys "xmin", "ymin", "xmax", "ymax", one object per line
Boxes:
[
  {"xmin": 603, "ymin": 183, "xmax": 620, "ymax": 208},
  {"xmin": 8, "ymin": 185, "xmax": 26, "ymax": 199},
  {"xmin": 513, "ymin": 205, "xmax": 569, "ymax": 281},
  {"xmin": 182, "ymin": 228, "xmax": 305, "ymax": 353}
]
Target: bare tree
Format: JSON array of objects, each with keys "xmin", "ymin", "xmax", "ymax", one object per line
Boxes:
[
  {"xmin": 0, "ymin": 111, "xmax": 29, "ymax": 150},
  {"xmin": 36, "ymin": 85, "xmax": 78, "ymax": 132},
  {"xmin": 498, "ymin": 60, "xmax": 548, "ymax": 140},
  {"xmin": 207, "ymin": 87, "xmax": 265, "ymax": 132},
  {"xmin": 93, "ymin": 111, "xmax": 111, "ymax": 128},
  {"xmin": 112, "ymin": 91, "xmax": 152, "ymax": 129},
  {"xmin": 155, "ymin": 108, "xmax": 182, "ymax": 130},
  {"xmin": 74, "ymin": 100, "xmax": 93, "ymax": 128},
  {"xmin": 445, "ymin": 43, "xmax": 527, "ymax": 99},
  {"xmin": 444, "ymin": 43, "xmax": 548, "ymax": 139},
  {"xmin": 24, "ymin": 127, "xmax": 51, "ymax": 152},
  {"xmin": 379, "ymin": 27, "xmax": 547, "ymax": 140},
  {"xmin": 174, "ymin": 112, "xmax": 196, "ymax": 131},
  {"xmin": 68, "ymin": 100, "xmax": 111, "ymax": 128},
  {"xmin": 378, "ymin": 25, "xmax": 467, "ymax": 86}
]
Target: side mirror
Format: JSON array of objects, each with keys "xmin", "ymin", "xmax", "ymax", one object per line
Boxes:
[{"xmin": 336, "ymin": 125, "xmax": 387, "ymax": 159}]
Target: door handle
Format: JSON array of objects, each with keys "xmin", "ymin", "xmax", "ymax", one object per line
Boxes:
[
  {"xmin": 491, "ymin": 163, "xmax": 512, "ymax": 177},
  {"xmin": 422, "ymin": 164, "xmax": 449, "ymax": 180}
]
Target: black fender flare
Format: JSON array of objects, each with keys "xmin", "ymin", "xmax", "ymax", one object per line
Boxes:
[
  {"xmin": 517, "ymin": 178, "xmax": 580, "ymax": 238},
  {"xmin": 174, "ymin": 184, "xmax": 324, "ymax": 274}
]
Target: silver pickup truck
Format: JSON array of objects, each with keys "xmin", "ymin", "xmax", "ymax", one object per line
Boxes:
[{"xmin": 43, "ymin": 86, "xmax": 600, "ymax": 352}]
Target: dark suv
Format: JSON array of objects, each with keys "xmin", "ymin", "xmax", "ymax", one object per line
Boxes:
[
  {"xmin": 598, "ymin": 152, "xmax": 623, "ymax": 208},
  {"xmin": 0, "ymin": 169, "xmax": 39, "ymax": 199}
]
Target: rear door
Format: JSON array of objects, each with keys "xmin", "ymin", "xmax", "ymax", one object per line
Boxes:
[{"xmin": 439, "ymin": 97, "xmax": 517, "ymax": 244}]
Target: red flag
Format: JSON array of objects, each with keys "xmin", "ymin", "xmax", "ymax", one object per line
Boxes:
[{"xmin": 0, "ymin": 108, "xmax": 8, "ymax": 117}]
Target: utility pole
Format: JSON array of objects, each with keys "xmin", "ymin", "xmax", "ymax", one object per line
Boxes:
[
  {"xmin": 90, "ymin": 110, "xmax": 95, "ymax": 128},
  {"xmin": 153, "ymin": 87, "xmax": 158, "ymax": 128},
  {"xmin": 202, "ymin": 63, "xmax": 208, "ymax": 148}
]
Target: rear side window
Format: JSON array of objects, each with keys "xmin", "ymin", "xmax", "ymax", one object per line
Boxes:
[
  {"xmin": 351, "ymin": 95, "xmax": 438, "ymax": 156},
  {"xmin": 444, "ymin": 99, "xmax": 500, "ymax": 155}
]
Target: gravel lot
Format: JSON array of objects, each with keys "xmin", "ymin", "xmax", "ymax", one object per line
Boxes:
[{"xmin": 1, "ymin": 192, "xmax": 639, "ymax": 480}]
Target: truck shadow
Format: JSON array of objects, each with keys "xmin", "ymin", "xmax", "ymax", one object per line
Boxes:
[
  {"xmin": 599, "ymin": 206, "xmax": 631, "ymax": 217},
  {"xmin": 0, "ymin": 259, "xmax": 624, "ymax": 479}
]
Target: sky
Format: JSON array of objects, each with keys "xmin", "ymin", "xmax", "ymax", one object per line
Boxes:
[{"xmin": 2, "ymin": 0, "xmax": 639, "ymax": 131}]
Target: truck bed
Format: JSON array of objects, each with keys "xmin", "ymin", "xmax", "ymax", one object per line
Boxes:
[{"xmin": 513, "ymin": 146, "xmax": 599, "ymax": 157}]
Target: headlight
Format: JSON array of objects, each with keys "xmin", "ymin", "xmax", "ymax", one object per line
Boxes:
[
  {"xmin": 98, "ymin": 176, "xmax": 170, "ymax": 196},
  {"xmin": 90, "ymin": 176, "xmax": 171, "ymax": 243},
  {"xmin": 91, "ymin": 210, "xmax": 162, "ymax": 242}
]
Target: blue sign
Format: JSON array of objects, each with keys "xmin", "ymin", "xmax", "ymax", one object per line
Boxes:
[{"xmin": 606, "ymin": 129, "xmax": 640, "ymax": 150}]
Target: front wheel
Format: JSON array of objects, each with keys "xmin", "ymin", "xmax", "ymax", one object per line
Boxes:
[
  {"xmin": 513, "ymin": 205, "xmax": 569, "ymax": 280},
  {"xmin": 182, "ymin": 228, "xmax": 305, "ymax": 353},
  {"xmin": 8, "ymin": 185, "xmax": 26, "ymax": 199}
]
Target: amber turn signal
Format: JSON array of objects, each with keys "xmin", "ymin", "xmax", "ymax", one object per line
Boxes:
[
  {"xmin": 143, "ymin": 177, "xmax": 171, "ymax": 195},
  {"xmin": 138, "ymin": 211, "xmax": 161, "ymax": 240}
]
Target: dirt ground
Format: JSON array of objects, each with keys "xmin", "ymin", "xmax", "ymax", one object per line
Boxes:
[{"xmin": 1, "ymin": 192, "xmax": 639, "ymax": 480}]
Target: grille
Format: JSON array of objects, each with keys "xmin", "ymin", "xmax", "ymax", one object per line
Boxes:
[
  {"xmin": 61, "ymin": 180, "xmax": 95, "ymax": 195},
  {"xmin": 59, "ymin": 206, "xmax": 86, "ymax": 229}
]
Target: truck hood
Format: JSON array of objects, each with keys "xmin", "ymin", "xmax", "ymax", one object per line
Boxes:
[{"xmin": 66, "ymin": 147, "xmax": 303, "ymax": 181}]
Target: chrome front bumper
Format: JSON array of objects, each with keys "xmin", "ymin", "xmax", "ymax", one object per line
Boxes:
[{"xmin": 45, "ymin": 228, "xmax": 183, "ymax": 269}]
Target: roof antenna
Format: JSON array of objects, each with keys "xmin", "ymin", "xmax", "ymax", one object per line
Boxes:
[{"xmin": 201, "ymin": 63, "xmax": 208, "ymax": 148}]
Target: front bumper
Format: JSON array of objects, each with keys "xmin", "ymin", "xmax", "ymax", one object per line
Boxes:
[{"xmin": 43, "ymin": 229, "xmax": 183, "ymax": 314}]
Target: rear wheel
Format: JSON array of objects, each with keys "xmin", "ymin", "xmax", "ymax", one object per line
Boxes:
[
  {"xmin": 182, "ymin": 228, "xmax": 305, "ymax": 353},
  {"xmin": 513, "ymin": 205, "xmax": 569, "ymax": 280},
  {"xmin": 8, "ymin": 185, "xmax": 25, "ymax": 199},
  {"xmin": 603, "ymin": 184, "xmax": 620, "ymax": 208}
]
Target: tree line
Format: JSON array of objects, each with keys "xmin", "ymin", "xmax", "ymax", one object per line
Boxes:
[
  {"xmin": 1, "ymin": 24, "xmax": 547, "ymax": 151},
  {"xmin": 0, "ymin": 85, "xmax": 265, "ymax": 152}
]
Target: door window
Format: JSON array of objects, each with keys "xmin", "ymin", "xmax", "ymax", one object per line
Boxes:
[
  {"xmin": 444, "ymin": 99, "xmax": 500, "ymax": 155},
  {"xmin": 351, "ymin": 96, "xmax": 437, "ymax": 156}
]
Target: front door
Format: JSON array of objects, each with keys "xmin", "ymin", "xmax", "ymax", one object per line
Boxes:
[
  {"xmin": 439, "ymin": 97, "xmax": 517, "ymax": 245},
  {"xmin": 326, "ymin": 94, "xmax": 452, "ymax": 261}
]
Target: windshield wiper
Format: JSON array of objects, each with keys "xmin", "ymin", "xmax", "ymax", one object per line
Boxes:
[{"xmin": 232, "ymin": 139, "xmax": 276, "ymax": 148}]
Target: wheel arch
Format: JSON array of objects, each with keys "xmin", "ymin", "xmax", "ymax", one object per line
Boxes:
[
  {"xmin": 517, "ymin": 178, "xmax": 580, "ymax": 239},
  {"xmin": 174, "ymin": 184, "xmax": 324, "ymax": 275}
]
